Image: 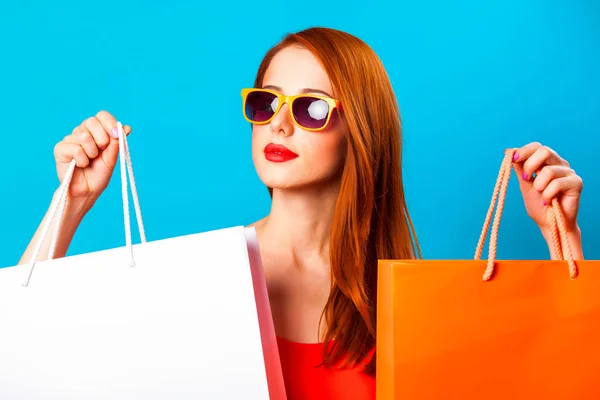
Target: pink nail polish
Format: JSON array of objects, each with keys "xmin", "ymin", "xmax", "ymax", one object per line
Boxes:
[
  {"xmin": 513, "ymin": 152, "xmax": 519, "ymax": 162},
  {"xmin": 542, "ymin": 200, "xmax": 547, "ymax": 206},
  {"xmin": 522, "ymin": 172, "xmax": 528, "ymax": 180},
  {"xmin": 110, "ymin": 127, "xmax": 119, "ymax": 138}
]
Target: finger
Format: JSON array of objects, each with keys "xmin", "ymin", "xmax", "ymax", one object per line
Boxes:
[
  {"xmin": 521, "ymin": 146, "xmax": 567, "ymax": 181},
  {"xmin": 512, "ymin": 142, "xmax": 542, "ymax": 163},
  {"xmin": 101, "ymin": 123, "xmax": 132, "ymax": 170},
  {"xmin": 512, "ymin": 143, "xmax": 540, "ymax": 187},
  {"xmin": 532, "ymin": 165, "xmax": 574, "ymax": 192},
  {"xmin": 65, "ymin": 130, "xmax": 100, "ymax": 159},
  {"xmin": 511, "ymin": 160, "xmax": 533, "ymax": 194},
  {"xmin": 95, "ymin": 110, "xmax": 132, "ymax": 138},
  {"xmin": 72, "ymin": 124, "xmax": 84, "ymax": 135},
  {"xmin": 95, "ymin": 110, "xmax": 120, "ymax": 140},
  {"xmin": 54, "ymin": 142, "xmax": 90, "ymax": 168},
  {"xmin": 541, "ymin": 176, "xmax": 583, "ymax": 203},
  {"xmin": 83, "ymin": 116, "xmax": 111, "ymax": 150}
]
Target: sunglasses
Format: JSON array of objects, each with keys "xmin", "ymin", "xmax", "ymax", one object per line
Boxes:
[{"xmin": 241, "ymin": 88, "xmax": 341, "ymax": 131}]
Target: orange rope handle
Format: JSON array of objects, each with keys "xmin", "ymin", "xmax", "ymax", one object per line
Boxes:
[
  {"xmin": 474, "ymin": 153, "xmax": 510, "ymax": 261},
  {"xmin": 552, "ymin": 198, "xmax": 578, "ymax": 279},
  {"xmin": 547, "ymin": 207, "xmax": 564, "ymax": 261},
  {"xmin": 482, "ymin": 153, "xmax": 513, "ymax": 280},
  {"xmin": 476, "ymin": 149, "xmax": 577, "ymax": 281}
]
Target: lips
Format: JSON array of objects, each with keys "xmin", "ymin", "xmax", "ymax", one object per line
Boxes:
[{"xmin": 264, "ymin": 143, "xmax": 298, "ymax": 163}]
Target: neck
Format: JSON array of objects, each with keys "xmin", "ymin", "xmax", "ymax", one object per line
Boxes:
[{"xmin": 261, "ymin": 182, "xmax": 340, "ymax": 263}]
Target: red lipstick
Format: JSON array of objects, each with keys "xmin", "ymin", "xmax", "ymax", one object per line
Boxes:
[{"xmin": 264, "ymin": 143, "xmax": 298, "ymax": 163}]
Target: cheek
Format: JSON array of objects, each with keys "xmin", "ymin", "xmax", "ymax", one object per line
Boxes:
[
  {"xmin": 302, "ymin": 131, "xmax": 347, "ymax": 172},
  {"xmin": 251, "ymin": 125, "xmax": 269, "ymax": 160}
]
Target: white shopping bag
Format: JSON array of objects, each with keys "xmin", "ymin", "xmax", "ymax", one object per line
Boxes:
[{"xmin": 0, "ymin": 123, "xmax": 286, "ymax": 399}]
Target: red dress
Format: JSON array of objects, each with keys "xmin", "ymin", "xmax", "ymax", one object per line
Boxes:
[{"xmin": 276, "ymin": 336, "xmax": 376, "ymax": 400}]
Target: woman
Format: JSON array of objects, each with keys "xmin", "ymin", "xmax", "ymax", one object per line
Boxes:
[{"xmin": 19, "ymin": 27, "xmax": 584, "ymax": 399}]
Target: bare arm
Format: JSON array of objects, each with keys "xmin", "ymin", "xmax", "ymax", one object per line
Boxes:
[
  {"xmin": 18, "ymin": 190, "xmax": 93, "ymax": 264},
  {"xmin": 541, "ymin": 226, "xmax": 584, "ymax": 261}
]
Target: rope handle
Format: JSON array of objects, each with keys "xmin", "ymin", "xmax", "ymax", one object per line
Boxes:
[
  {"xmin": 22, "ymin": 122, "xmax": 146, "ymax": 287},
  {"xmin": 474, "ymin": 148, "xmax": 577, "ymax": 281}
]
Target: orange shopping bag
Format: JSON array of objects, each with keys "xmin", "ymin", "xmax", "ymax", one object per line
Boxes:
[{"xmin": 376, "ymin": 149, "xmax": 600, "ymax": 399}]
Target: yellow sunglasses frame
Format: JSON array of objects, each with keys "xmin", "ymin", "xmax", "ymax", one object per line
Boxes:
[{"xmin": 241, "ymin": 88, "xmax": 341, "ymax": 132}]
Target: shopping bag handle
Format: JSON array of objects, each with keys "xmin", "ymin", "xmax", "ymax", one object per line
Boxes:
[
  {"xmin": 22, "ymin": 122, "xmax": 147, "ymax": 287},
  {"xmin": 474, "ymin": 149, "xmax": 577, "ymax": 281}
]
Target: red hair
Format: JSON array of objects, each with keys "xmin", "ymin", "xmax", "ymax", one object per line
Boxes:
[{"xmin": 253, "ymin": 27, "xmax": 421, "ymax": 375}]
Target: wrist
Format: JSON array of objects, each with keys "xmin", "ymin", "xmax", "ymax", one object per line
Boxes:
[
  {"xmin": 540, "ymin": 224, "xmax": 583, "ymax": 260},
  {"xmin": 540, "ymin": 223, "xmax": 581, "ymax": 240},
  {"xmin": 52, "ymin": 189, "xmax": 95, "ymax": 222}
]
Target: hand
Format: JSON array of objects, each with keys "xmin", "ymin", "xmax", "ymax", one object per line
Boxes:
[
  {"xmin": 53, "ymin": 110, "xmax": 132, "ymax": 206},
  {"xmin": 511, "ymin": 142, "xmax": 583, "ymax": 234}
]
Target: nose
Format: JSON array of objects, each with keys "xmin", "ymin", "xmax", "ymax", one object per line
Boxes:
[{"xmin": 269, "ymin": 103, "xmax": 294, "ymax": 137}]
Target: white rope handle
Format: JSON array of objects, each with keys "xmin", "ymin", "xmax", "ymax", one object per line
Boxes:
[{"xmin": 22, "ymin": 122, "xmax": 146, "ymax": 287}]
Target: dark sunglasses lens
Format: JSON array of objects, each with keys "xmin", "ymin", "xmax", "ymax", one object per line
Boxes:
[
  {"xmin": 245, "ymin": 91, "xmax": 279, "ymax": 122},
  {"xmin": 292, "ymin": 97, "xmax": 330, "ymax": 129}
]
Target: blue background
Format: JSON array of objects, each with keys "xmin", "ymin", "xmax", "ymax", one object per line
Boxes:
[{"xmin": 1, "ymin": 0, "xmax": 598, "ymax": 268}]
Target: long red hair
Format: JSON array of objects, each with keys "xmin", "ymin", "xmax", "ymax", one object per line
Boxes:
[{"xmin": 253, "ymin": 27, "xmax": 421, "ymax": 375}]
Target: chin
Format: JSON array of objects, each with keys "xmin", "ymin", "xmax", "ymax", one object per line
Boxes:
[
  {"xmin": 255, "ymin": 170, "xmax": 302, "ymax": 191},
  {"xmin": 253, "ymin": 152, "xmax": 295, "ymax": 180},
  {"xmin": 257, "ymin": 170, "xmax": 342, "ymax": 194},
  {"xmin": 252, "ymin": 153, "xmax": 344, "ymax": 193}
]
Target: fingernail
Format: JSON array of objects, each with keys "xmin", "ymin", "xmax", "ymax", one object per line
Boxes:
[
  {"xmin": 522, "ymin": 172, "xmax": 528, "ymax": 180},
  {"xmin": 110, "ymin": 127, "xmax": 119, "ymax": 139},
  {"xmin": 542, "ymin": 200, "xmax": 547, "ymax": 206},
  {"xmin": 512, "ymin": 152, "xmax": 519, "ymax": 162}
]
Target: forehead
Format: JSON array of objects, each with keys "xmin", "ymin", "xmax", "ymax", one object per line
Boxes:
[{"xmin": 262, "ymin": 46, "xmax": 334, "ymax": 96}]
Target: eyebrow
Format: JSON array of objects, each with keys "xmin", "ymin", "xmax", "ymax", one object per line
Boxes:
[{"xmin": 262, "ymin": 85, "xmax": 334, "ymax": 98}]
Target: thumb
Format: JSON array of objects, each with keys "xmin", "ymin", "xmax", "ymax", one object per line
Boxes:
[
  {"xmin": 511, "ymin": 158, "xmax": 532, "ymax": 194},
  {"xmin": 102, "ymin": 124, "xmax": 132, "ymax": 170}
]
